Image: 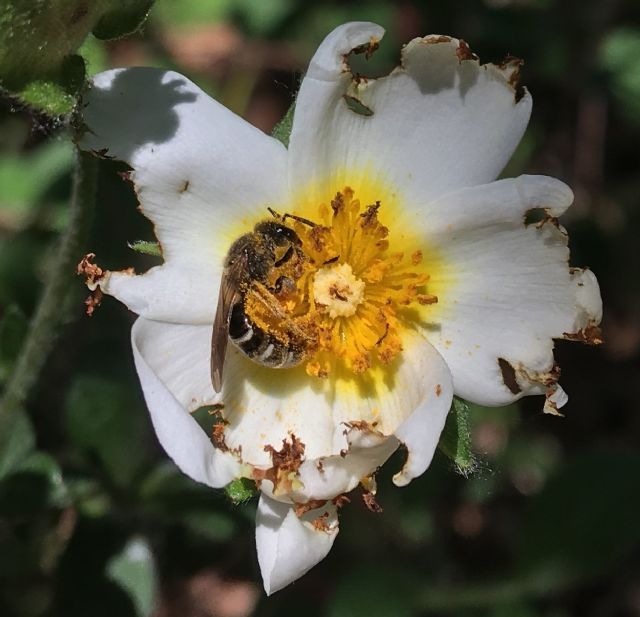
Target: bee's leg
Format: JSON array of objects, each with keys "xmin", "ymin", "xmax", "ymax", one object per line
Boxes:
[
  {"xmin": 274, "ymin": 275, "xmax": 296, "ymax": 297},
  {"xmin": 274, "ymin": 245, "xmax": 294, "ymax": 267},
  {"xmin": 250, "ymin": 283, "xmax": 310, "ymax": 341}
]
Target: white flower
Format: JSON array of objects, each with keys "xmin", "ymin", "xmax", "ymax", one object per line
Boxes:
[{"xmin": 79, "ymin": 22, "xmax": 602, "ymax": 594}]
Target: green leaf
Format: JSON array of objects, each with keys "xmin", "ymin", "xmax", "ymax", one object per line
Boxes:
[
  {"xmin": 518, "ymin": 452, "xmax": 640, "ymax": 583},
  {"xmin": 328, "ymin": 564, "xmax": 417, "ymax": 617},
  {"xmin": 0, "ymin": 305, "xmax": 28, "ymax": 383},
  {"xmin": 93, "ymin": 0, "xmax": 155, "ymax": 40},
  {"xmin": 0, "ymin": 140, "xmax": 74, "ymax": 219},
  {"xmin": 127, "ymin": 241, "xmax": 162, "ymax": 257},
  {"xmin": 271, "ymin": 101, "xmax": 295, "ymax": 147},
  {"xmin": 599, "ymin": 28, "xmax": 640, "ymax": 126},
  {"xmin": 139, "ymin": 463, "xmax": 241, "ymax": 542},
  {"xmin": 224, "ymin": 477, "xmax": 257, "ymax": 505},
  {"xmin": 0, "ymin": 408, "xmax": 36, "ymax": 480},
  {"xmin": 16, "ymin": 79, "xmax": 75, "ymax": 116},
  {"xmin": 232, "ymin": 0, "xmax": 295, "ymax": 36},
  {"xmin": 65, "ymin": 375, "xmax": 151, "ymax": 488},
  {"xmin": 183, "ymin": 510, "xmax": 236, "ymax": 542},
  {"xmin": 67, "ymin": 477, "xmax": 111, "ymax": 517},
  {"xmin": 0, "ymin": 0, "xmax": 153, "ymax": 115},
  {"xmin": 438, "ymin": 397, "xmax": 476, "ymax": 474},
  {"xmin": 0, "ymin": 0, "xmax": 103, "ymax": 88},
  {"xmin": 16, "ymin": 451, "xmax": 69, "ymax": 507},
  {"xmin": 106, "ymin": 537, "xmax": 157, "ymax": 617},
  {"xmin": 152, "ymin": 0, "xmax": 233, "ymax": 26},
  {"xmin": 11, "ymin": 52, "xmax": 86, "ymax": 116}
]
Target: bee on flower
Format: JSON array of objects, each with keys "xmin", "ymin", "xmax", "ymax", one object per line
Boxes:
[{"xmin": 79, "ymin": 22, "xmax": 602, "ymax": 594}]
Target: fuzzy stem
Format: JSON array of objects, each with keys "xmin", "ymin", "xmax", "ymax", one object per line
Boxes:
[{"xmin": 0, "ymin": 148, "xmax": 97, "ymax": 464}]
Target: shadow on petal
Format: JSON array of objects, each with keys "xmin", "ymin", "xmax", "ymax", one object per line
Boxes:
[{"xmin": 81, "ymin": 68, "xmax": 198, "ymax": 162}]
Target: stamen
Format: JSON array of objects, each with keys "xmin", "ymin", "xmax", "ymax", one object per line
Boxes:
[{"xmin": 282, "ymin": 187, "xmax": 438, "ymax": 377}]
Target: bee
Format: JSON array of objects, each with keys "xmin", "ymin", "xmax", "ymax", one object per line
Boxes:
[{"xmin": 210, "ymin": 217, "xmax": 315, "ymax": 393}]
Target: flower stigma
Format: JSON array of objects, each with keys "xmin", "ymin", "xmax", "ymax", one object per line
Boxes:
[{"xmin": 312, "ymin": 263, "xmax": 365, "ymax": 319}]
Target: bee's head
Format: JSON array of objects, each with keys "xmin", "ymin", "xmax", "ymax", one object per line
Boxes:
[{"xmin": 254, "ymin": 220, "xmax": 302, "ymax": 248}]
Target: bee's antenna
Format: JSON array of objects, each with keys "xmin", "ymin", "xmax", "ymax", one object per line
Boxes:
[
  {"xmin": 282, "ymin": 213, "xmax": 317, "ymax": 228},
  {"xmin": 267, "ymin": 207, "xmax": 282, "ymax": 219}
]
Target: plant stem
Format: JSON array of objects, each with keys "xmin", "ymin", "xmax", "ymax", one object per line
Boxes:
[{"xmin": 0, "ymin": 148, "xmax": 97, "ymax": 459}]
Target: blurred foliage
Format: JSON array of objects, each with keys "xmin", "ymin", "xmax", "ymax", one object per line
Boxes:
[
  {"xmin": 1, "ymin": 0, "xmax": 639, "ymax": 616},
  {"xmin": 0, "ymin": 0, "xmax": 154, "ymax": 115}
]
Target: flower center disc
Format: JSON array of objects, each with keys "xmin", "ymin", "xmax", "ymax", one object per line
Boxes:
[
  {"xmin": 247, "ymin": 187, "xmax": 437, "ymax": 379},
  {"xmin": 312, "ymin": 263, "xmax": 365, "ymax": 319},
  {"xmin": 297, "ymin": 187, "xmax": 439, "ymax": 377}
]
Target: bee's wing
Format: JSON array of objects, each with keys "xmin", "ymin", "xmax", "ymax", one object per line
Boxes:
[{"xmin": 210, "ymin": 255, "xmax": 246, "ymax": 393}]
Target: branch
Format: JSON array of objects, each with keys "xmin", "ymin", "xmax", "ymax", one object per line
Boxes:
[{"xmin": 0, "ymin": 148, "xmax": 97, "ymax": 472}]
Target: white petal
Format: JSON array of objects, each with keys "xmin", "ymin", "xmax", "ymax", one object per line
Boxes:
[
  {"xmin": 81, "ymin": 68, "xmax": 287, "ymax": 322},
  {"xmin": 132, "ymin": 317, "xmax": 240, "ymax": 487},
  {"xmin": 256, "ymin": 494, "xmax": 338, "ymax": 595},
  {"xmin": 289, "ymin": 23, "xmax": 531, "ymax": 204},
  {"xmin": 222, "ymin": 333, "xmax": 451, "ymax": 501},
  {"xmin": 98, "ymin": 262, "xmax": 218, "ymax": 324},
  {"xmin": 410, "ymin": 175, "xmax": 603, "ymax": 407},
  {"xmin": 129, "ymin": 316, "xmax": 449, "ymax": 500},
  {"xmin": 293, "ymin": 426, "xmax": 399, "ymax": 502},
  {"xmin": 392, "ymin": 345, "xmax": 453, "ymax": 486}
]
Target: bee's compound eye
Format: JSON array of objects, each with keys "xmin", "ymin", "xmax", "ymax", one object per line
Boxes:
[{"xmin": 279, "ymin": 226, "xmax": 301, "ymax": 245}]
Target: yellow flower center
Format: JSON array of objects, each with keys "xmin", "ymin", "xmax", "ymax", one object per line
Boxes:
[{"xmin": 243, "ymin": 186, "xmax": 437, "ymax": 380}]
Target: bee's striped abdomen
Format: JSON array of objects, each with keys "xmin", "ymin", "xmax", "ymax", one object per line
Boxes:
[{"xmin": 228, "ymin": 300, "xmax": 303, "ymax": 369}]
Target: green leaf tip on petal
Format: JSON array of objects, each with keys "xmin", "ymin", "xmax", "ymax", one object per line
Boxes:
[
  {"xmin": 224, "ymin": 478, "xmax": 257, "ymax": 505},
  {"xmin": 343, "ymin": 94, "xmax": 374, "ymax": 116},
  {"xmin": 439, "ymin": 397, "xmax": 476, "ymax": 476},
  {"xmin": 128, "ymin": 240, "xmax": 162, "ymax": 257},
  {"xmin": 271, "ymin": 100, "xmax": 295, "ymax": 147}
]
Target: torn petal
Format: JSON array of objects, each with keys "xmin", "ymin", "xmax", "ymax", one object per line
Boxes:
[
  {"xmin": 96, "ymin": 263, "xmax": 219, "ymax": 324},
  {"xmin": 256, "ymin": 494, "xmax": 338, "ymax": 595},
  {"xmin": 80, "ymin": 67, "xmax": 287, "ymax": 311},
  {"xmin": 544, "ymin": 383, "xmax": 568, "ymax": 416},
  {"xmin": 392, "ymin": 343, "xmax": 453, "ymax": 487},
  {"xmin": 410, "ymin": 176, "xmax": 602, "ymax": 409},
  {"xmin": 290, "ymin": 424, "xmax": 399, "ymax": 502},
  {"xmin": 132, "ymin": 318, "xmax": 240, "ymax": 487},
  {"xmin": 289, "ymin": 25, "xmax": 531, "ymax": 205}
]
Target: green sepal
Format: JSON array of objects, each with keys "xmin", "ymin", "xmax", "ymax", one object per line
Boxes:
[
  {"xmin": 128, "ymin": 240, "xmax": 162, "ymax": 257},
  {"xmin": 224, "ymin": 478, "xmax": 257, "ymax": 505},
  {"xmin": 14, "ymin": 54, "xmax": 86, "ymax": 116},
  {"xmin": 271, "ymin": 100, "xmax": 295, "ymax": 147},
  {"xmin": 438, "ymin": 397, "xmax": 476, "ymax": 475}
]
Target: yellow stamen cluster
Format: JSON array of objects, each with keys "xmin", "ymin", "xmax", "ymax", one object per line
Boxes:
[{"xmin": 288, "ymin": 187, "xmax": 436, "ymax": 377}]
